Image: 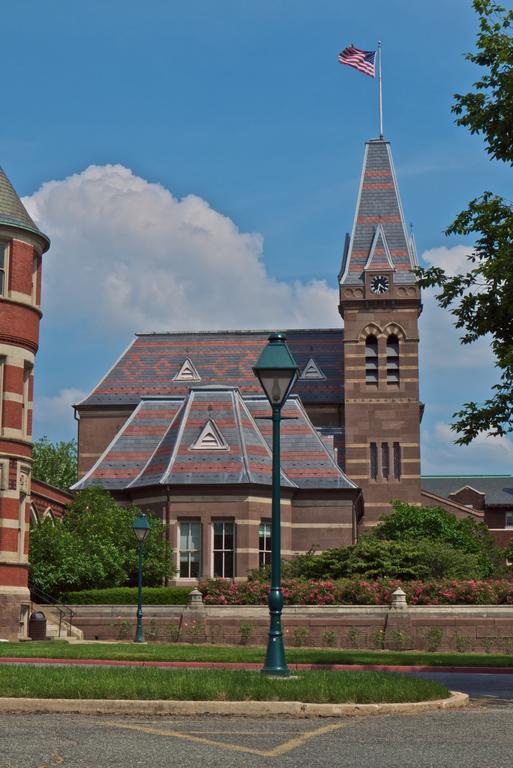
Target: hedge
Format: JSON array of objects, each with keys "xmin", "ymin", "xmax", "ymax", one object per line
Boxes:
[
  {"xmin": 63, "ymin": 587, "xmax": 191, "ymax": 605},
  {"xmin": 199, "ymin": 578, "xmax": 513, "ymax": 606}
]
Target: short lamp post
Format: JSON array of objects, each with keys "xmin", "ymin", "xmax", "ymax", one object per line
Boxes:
[
  {"xmin": 132, "ymin": 512, "xmax": 150, "ymax": 643},
  {"xmin": 253, "ymin": 331, "xmax": 299, "ymax": 676}
]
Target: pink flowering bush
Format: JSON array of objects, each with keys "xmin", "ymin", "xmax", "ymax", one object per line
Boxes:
[{"xmin": 199, "ymin": 578, "xmax": 513, "ymax": 606}]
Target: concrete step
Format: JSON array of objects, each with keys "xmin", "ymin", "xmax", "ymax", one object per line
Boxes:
[{"xmin": 32, "ymin": 604, "xmax": 84, "ymax": 641}]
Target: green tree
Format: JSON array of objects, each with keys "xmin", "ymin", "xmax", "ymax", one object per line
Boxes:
[
  {"xmin": 276, "ymin": 502, "xmax": 504, "ymax": 581},
  {"xmin": 32, "ymin": 437, "xmax": 78, "ymax": 491},
  {"xmin": 416, "ymin": 0, "xmax": 513, "ymax": 444},
  {"xmin": 29, "ymin": 487, "xmax": 173, "ymax": 596}
]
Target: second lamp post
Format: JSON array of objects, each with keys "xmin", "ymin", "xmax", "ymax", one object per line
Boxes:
[
  {"xmin": 253, "ymin": 331, "xmax": 299, "ymax": 676},
  {"xmin": 132, "ymin": 511, "xmax": 150, "ymax": 643}
]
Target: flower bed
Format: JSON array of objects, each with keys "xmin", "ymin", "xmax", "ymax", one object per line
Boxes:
[{"xmin": 199, "ymin": 578, "xmax": 513, "ymax": 606}]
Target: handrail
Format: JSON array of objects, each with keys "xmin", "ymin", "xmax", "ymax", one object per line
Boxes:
[{"xmin": 29, "ymin": 583, "xmax": 74, "ymax": 638}]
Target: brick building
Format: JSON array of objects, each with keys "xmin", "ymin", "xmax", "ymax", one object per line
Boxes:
[
  {"xmin": 73, "ymin": 136, "xmax": 428, "ymax": 582},
  {"xmin": 0, "ymin": 167, "xmax": 51, "ymax": 638}
]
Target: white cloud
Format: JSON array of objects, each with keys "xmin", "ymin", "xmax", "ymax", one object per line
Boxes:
[
  {"xmin": 23, "ymin": 164, "xmax": 340, "ymax": 334},
  {"xmin": 419, "ymin": 245, "xmax": 493, "ymax": 369},
  {"xmin": 422, "ymin": 421, "xmax": 513, "ymax": 475},
  {"xmin": 33, "ymin": 387, "xmax": 87, "ymax": 442},
  {"xmin": 422, "ymin": 244, "xmax": 474, "ymax": 277}
]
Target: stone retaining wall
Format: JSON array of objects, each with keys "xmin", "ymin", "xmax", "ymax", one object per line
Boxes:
[{"xmin": 63, "ymin": 592, "xmax": 513, "ymax": 653}]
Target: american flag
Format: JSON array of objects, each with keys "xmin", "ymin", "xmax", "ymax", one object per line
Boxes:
[{"xmin": 338, "ymin": 45, "xmax": 376, "ymax": 78}]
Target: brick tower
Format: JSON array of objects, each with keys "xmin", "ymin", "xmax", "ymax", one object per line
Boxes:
[
  {"xmin": 339, "ymin": 138, "xmax": 422, "ymax": 531},
  {"xmin": 0, "ymin": 167, "xmax": 49, "ymax": 639}
]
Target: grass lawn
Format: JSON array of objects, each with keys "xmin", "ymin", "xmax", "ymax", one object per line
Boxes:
[
  {"xmin": 0, "ymin": 666, "xmax": 449, "ymax": 703},
  {"xmin": 0, "ymin": 641, "xmax": 512, "ymax": 667}
]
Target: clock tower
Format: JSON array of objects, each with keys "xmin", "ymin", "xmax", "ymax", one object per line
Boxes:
[{"xmin": 339, "ymin": 138, "xmax": 422, "ymax": 531}]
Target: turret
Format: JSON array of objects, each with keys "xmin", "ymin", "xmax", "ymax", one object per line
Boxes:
[{"xmin": 0, "ymin": 166, "xmax": 49, "ymax": 639}]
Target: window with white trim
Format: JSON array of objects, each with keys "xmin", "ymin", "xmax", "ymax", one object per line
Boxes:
[
  {"xmin": 0, "ymin": 356, "xmax": 4, "ymax": 431},
  {"xmin": 0, "ymin": 241, "xmax": 8, "ymax": 296},
  {"xmin": 18, "ymin": 493, "xmax": 26, "ymax": 560},
  {"xmin": 213, "ymin": 521, "xmax": 234, "ymax": 578},
  {"xmin": 179, "ymin": 521, "xmax": 201, "ymax": 578},
  {"xmin": 259, "ymin": 521, "xmax": 272, "ymax": 568},
  {"xmin": 505, "ymin": 511, "xmax": 513, "ymax": 529},
  {"xmin": 22, "ymin": 363, "xmax": 32, "ymax": 438},
  {"xmin": 31, "ymin": 252, "xmax": 39, "ymax": 304}
]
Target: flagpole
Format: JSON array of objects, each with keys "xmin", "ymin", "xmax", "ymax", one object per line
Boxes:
[{"xmin": 378, "ymin": 40, "xmax": 383, "ymax": 139}]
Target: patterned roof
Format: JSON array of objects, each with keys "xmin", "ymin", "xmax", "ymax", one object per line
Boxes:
[
  {"xmin": 0, "ymin": 167, "xmax": 49, "ymax": 248},
  {"xmin": 421, "ymin": 476, "xmax": 513, "ymax": 507},
  {"xmin": 340, "ymin": 139, "xmax": 417, "ymax": 286},
  {"xmin": 78, "ymin": 329, "xmax": 344, "ymax": 407},
  {"xmin": 73, "ymin": 389, "xmax": 355, "ymax": 492}
]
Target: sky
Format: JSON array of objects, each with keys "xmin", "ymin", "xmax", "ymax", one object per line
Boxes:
[{"xmin": 1, "ymin": 0, "xmax": 512, "ymax": 475}]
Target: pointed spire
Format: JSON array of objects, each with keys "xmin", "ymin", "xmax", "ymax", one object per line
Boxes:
[
  {"xmin": 0, "ymin": 167, "xmax": 49, "ymax": 250},
  {"xmin": 339, "ymin": 139, "xmax": 417, "ymax": 285}
]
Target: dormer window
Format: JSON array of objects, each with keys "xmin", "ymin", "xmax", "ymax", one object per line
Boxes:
[
  {"xmin": 365, "ymin": 335, "xmax": 378, "ymax": 384},
  {"xmin": 173, "ymin": 357, "xmax": 201, "ymax": 382}
]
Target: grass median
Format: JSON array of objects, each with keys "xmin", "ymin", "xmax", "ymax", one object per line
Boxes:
[
  {"xmin": 0, "ymin": 666, "xmax": 449, "ymax": 703},
  {"xmin": 0, "ymin": 641, "xmax": 512, "ymax": 668},
  {"xmin": 0, "ymin": 640, "xmax": 513, "ymax": 668}
]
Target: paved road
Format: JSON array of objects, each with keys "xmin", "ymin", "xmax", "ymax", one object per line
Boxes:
[
  {"xmin": 1, "ymin": 703, "xmax": 513, "ymax": 768},
  {"xmin": 1, "ymin": 673, "xmax": 512, "ymax": 768},
  {"xmin": 409, "ymin": 670, "xmax": 513, "ymax": 701}
]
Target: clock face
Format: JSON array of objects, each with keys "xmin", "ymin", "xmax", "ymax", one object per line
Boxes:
[{"xmin": 370, "ymin": 275, "xmax": 390, "ymax": 294}]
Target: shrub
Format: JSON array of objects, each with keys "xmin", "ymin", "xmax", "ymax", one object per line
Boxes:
[
  {"xmin": 30, "ymin": 487, "xmax": 174, "ymax": 596},
  {"xmin": 199, "ymin": 577, "xmax": 513, "ymax": 606},
  {"xmin": 63, "ymin": 586, "xmax": 191, "ymax": 605}
]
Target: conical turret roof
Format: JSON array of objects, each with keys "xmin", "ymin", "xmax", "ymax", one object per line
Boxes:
[
  {"xmin": 339, "ymin": 139, "xmax": 416, "ymax": 285},
  {"xmin": 0, "ymin": 167, "xmax": 49, "ymax": 249}
]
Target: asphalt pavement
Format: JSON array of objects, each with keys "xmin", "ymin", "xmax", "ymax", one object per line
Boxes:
[{"xmin": 2, "ymin": 702, "xmax": 513, "ymax": 768}]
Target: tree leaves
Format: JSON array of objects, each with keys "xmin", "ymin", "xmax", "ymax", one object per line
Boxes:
[{"xmin": 416, "ymin": 0, "xmax": 513, "ymax": 444}]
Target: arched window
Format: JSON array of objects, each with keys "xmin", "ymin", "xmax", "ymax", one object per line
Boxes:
[
  {"xmin": 42, "ymin": 508, "xmax": 55, "ymax": 525},
  {"xmin": 365, "ymin": 335, "xmax": 378, "ymax": 384},
  {"xmin": 29, "ymin": 505, "xmax": 39, "ymax": 530},
  {"xmin": 386, "ymin": 334, "xmax": 400, "ymax": 384}
]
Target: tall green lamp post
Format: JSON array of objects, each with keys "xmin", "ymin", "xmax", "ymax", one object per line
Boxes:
[
  {"xmin": 132, "ymin": 512, "xmax": 150, "ymax": 643},
  {"xmin": 253, "ymin": 332, "xmax": 299, "ymax": 676}
]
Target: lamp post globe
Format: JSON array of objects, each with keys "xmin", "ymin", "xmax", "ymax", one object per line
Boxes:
[
  {"xmin": 253, "ymin": 332, "xmax": 299, "ymax": 676},
  {"xmin": 132, "ymin": 512, "xmax": 150, "ymax": 643}
]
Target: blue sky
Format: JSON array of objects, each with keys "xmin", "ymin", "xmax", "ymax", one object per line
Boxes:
[{"xmin": 2, "ymin": 1, "xmax": 512, "ymax": 474}]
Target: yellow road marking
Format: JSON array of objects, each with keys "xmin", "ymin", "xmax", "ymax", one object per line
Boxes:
[{"xmin": 105, "ymin": 720, "xmax": 348, "ymax": 758}]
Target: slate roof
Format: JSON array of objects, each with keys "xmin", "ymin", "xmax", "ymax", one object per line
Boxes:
[
  {"xmin": 421, "ymin": 476, "xmax": 513, "ymax": 507},
  {"xmin": 78, "ymin": 329, "xmax": 344, "ymax": 408},
  {"xmin": 340, "ymin": 139, "xmax": 417, "ymax": 286},
  {"xmin": 0, "ymin": 167, "xmax": 49, "ymax": 248},
  {"xmin": 73, "ymin": 388, "xmax": 356, "ymax": 492}
]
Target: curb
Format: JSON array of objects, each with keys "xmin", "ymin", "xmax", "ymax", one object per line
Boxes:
[
  {"xmin": 0, "ymin": 691, "xmax": 468, "ymax": 717},
  {"xmin": 1, "ymin": 658, "xmax": 513, "ymax": 674}
]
